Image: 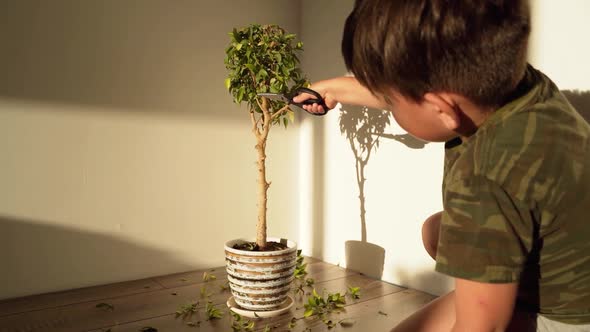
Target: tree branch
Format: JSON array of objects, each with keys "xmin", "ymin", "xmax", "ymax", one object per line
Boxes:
[
  {"xmin": 271, "ymin": 104, "xmax": 292, "ymax": 120},
  {"xmin": 256, "ymin": 97, "xmax": 264, "ymax": 111},
  {"xmin": 250, "ymin": 110, "xmax": 261, "ymax": 140},
  {"xmin": 260, "ymin": 97, "xmax": 271, "ymax": 141},
  {"xmin": 250, "ymin": 70, "xmax": 257, "ymax": 88}
]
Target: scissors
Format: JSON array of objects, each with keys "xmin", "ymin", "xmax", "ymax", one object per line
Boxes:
[{"xmin": 257, "ymin": 87, "xmax": 329, "ymax": 116}]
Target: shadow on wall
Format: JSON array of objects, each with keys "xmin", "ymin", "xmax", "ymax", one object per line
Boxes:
[
  {"xmin": 0, "ymin": 215, "xmax": 193, "ymax": 300},
  {"xmin": 340, "ymin": 105, "xmax": 427, "ymax": 279},
  {"xmin": 562, "ymin": 90, "xmax": 590, "ymax": 124}
]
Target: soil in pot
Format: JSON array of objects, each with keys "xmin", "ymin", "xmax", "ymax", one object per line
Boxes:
[{"xmin": 232, "ymin": 241, "xmax": 288, "ymax": 251}]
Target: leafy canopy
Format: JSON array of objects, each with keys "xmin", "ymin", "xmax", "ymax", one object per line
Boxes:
[{"xmin": 224, "ymin": 24, "xmax": 308, "ymax": 128}]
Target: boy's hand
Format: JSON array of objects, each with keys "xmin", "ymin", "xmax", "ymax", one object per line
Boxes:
[
  {"xmin": 293, "ymin": 76, "xmax": 388, "ymax": 111},
  {"xmin": 293, "ymin": 82, "xmax": 338, "ymax": 115}
]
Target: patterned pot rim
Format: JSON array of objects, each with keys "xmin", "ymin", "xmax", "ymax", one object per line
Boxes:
[
  {"xmin": 229, "ymin": 283, "xmax": 292, "ymax": 294},
  {"xmin": 233, "ymin": 297, "xmax": 288, "ymax": 311},
  {"xmin": 224, "ymin": 237, "xmax": 297, "ymax": 256},
  {"xmin": 232, "ymin": 292, "xmax": 289, "ymax": 303},
  {"xmin": 226, "ymin": 260, "xmax": 297, "ymax": 272},
  {"xmin": 227, "ymin": 266, "xmax": 296, "ymax": 281},
  {"xmin": 227, "ymin": 274, "xmax": 294, "ymax": 287}
]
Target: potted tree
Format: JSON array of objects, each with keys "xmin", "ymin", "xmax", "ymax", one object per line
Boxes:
[{"xmin": 223, "ymin": 24, "xmax": 307, "ymax": 313}]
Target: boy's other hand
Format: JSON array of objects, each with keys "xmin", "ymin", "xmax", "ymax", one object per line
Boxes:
[{"xmin": 293, "ymin": 82, "xmax": 338, "ymax": 115}]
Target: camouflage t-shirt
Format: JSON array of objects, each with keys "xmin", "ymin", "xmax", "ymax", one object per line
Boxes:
[{"xmin": 435, "ymin": 65, "xmax": 590, "ymax": 324}]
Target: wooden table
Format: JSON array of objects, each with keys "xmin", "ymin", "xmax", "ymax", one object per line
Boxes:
[{"xmin": 0, "ymin": 257, "xmax": 436, "ymax": 332}]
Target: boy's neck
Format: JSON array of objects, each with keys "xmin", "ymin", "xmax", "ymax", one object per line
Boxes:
[
  {"xmin": 453, "ymin": 94, "xmax": 495, "ymax": 140},
  {"xmin": 446, "ymin": 68, "xmax": 528, "ymax": 142}
]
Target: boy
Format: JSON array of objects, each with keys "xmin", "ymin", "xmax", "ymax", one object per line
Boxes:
[{"xmin": 293, "ymin": 0, "xmax": 590, "ymax": 331}]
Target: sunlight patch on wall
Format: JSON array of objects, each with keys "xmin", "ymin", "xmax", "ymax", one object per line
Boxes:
[
  {"xmin": 529, "ymin": 0, "xmax": 590, "ymax": 90},
  {"xmin": 298, "ymin": 115, "xmax": 314, "ymax": 255}
]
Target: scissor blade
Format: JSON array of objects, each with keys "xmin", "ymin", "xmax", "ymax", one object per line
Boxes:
[{"xmin": 257, "ymin": 93, "xmax": 289, "ymax": 102}]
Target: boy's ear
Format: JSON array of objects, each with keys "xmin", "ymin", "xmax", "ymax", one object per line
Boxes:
[{"xmin": 423, "ymin": 92, "xmax": 460, "ymax": 131}]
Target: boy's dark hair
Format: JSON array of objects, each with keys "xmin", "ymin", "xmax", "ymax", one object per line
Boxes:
[{"xmin": 342, "ymin": 0, "xmax": 531, "ymax": 107}]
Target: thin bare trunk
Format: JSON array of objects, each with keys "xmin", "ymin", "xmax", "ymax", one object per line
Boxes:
[{"xmin": 253, "ymin": 98, "xmax": 272, "ymax": 250}]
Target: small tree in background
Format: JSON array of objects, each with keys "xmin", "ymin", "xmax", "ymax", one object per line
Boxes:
[{"xmin": 224, "ymin": 24, "xmax": 308, "ymax": 250}]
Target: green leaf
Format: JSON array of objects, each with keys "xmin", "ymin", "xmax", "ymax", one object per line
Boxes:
[
  {"xmin": 96, "ymin": 302, "xmax": 114, "ymax": 311},
  {"xmin": 236, "ymin": 87, "xmax": 245, "ymax": 103},
  {"xmin": 246, "ymin": 321, "xmax": 255, "ymax": 330},
  {"xmin": 219, "ymin": 281, "xmax": 230, "ymax": 292},
  {"xmin": 202, "ymin": 272, "xmax": 217, "ymax": 282},
  {"xmin": 245, "ymin": 63, "xmax": 256, "ymax": 73},
  {"xmin": 205, "ymin": 302, "xmax": 223, "ymax": 320},
  {"xmin": 175, "ymin": 301, "xmax": 198, "ymax": 319},
  {"xmin": 140, "ymin": 328, "xmax": 158, "ymax": 332},
  {"xmin": 257, "ymin": 68, "xmax": 268, "ymax": 78},
  {"xmin": 339, "ymin": 318, "xmax": 356, "ymax": 327},
  {"xmin": 200, "ymin": 285, "xmax": 212, "ymax": 298},
  {"xmin": 281, "ymin": 66, "xmax": 290, "ymax": 76},
  {"xmin": 304, "ymin": 309, "xmax": 314, "ymax": 317},
  {"xmin": 224, "ymin": 78, "xmax": 231, "ymax": 91},
  {"xmin": 348, "ymin": 286, "xmax": 361, "ymax": 299}
]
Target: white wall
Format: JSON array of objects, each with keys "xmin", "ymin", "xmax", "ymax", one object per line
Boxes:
[
  {"xmin": 299, "ymin": 0, "xmax": 590, "ymax": 297},
  {"xmin": 529, "ymin": 0, "xmax": 590, "ymax": 90},
  {"xmin": 0, "ymin": 0, "xmax": 302, "ymax": 300}
]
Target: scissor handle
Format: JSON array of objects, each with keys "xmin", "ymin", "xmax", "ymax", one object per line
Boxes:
[{"xmin": 290, "ymin": 87, "xmax": 329, "ymax": 116}]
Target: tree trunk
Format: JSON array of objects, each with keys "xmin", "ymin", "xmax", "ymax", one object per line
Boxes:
[
  {"xmin": 255, "ymin": 135, "xmax": 269, "ymax": 250},
  {"xmin": 253, "ymin": 98, "xmax": 272, "ymax": 250}
]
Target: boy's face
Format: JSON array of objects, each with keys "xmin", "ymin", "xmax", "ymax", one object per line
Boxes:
[{"xmin": 386, "ymin": 91, "xmax": 460, "ymax": 143}]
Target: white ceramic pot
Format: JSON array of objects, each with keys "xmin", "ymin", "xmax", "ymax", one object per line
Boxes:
[{"xmin": 224, "ymin": 237, "xmax": 297, "ymax": 311}]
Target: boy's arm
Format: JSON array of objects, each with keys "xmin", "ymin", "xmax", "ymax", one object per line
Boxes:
[
  {"xmin": 452, "ymin": 278, "xmax": 518, "ymax": 332},
  {"xmin": 293, "ymin": 76, "xmax": 388, "ymax": 112}
]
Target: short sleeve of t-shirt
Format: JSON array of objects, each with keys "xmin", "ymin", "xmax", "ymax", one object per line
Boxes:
[{"xmin": 435, "ymin": 175, "xmax": 536, "ymax": 283}]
